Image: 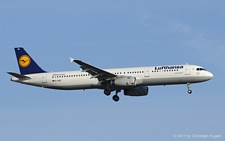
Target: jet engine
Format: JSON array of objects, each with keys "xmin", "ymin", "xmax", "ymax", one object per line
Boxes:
[
  {"xmin": 124, "ymin": 86, "xmax": 149, "ymax": 96},
  {"xmin": 111, "ymin": 76, "xmax": 136, "ymax": 86}
]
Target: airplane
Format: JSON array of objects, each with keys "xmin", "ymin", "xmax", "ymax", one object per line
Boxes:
[{"xmin": 8, "ymin": 47, "xmax": 213, "ymax": 102}]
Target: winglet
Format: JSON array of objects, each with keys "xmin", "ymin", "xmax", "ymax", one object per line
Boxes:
[{"xmin": 70, "ymin": 57, "xmax": 75, "ymax": 62}]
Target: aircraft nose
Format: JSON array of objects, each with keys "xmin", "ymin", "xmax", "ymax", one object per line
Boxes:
[{"xmin": 207, "ymin": 72, "xmax": 213, "ymax": 80}]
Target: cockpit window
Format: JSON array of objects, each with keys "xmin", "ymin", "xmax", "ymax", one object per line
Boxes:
[{"xmin": 196, "ymin": 68, "xmax": 206, "ymax": 71}]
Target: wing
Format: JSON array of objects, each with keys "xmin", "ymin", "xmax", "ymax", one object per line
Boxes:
[{"xmin": 70, "ymin": 58, "xmax": 117, "ymax": 81}]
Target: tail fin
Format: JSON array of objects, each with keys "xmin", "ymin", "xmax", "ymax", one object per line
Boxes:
[{"xmin": 14, "ymin": 47, "xmax": 45, "ymax": 75}]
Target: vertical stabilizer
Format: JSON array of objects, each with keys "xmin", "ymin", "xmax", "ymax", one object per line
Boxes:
[{"xmin": 14, "ymin": 47, "xmax": 45, "ymax": 75}]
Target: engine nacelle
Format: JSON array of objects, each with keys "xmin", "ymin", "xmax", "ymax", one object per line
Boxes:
[
  {"xmin": 124, "ymin": 86, "xmax": 149, "ymax": 96},
  {"xmin": 111, "ymin": 76, "xmax": 136, "ymax": 86}
]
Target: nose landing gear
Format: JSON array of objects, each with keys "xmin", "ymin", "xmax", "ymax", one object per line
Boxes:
[
  {"xmin": 187, "ymin": 83, "xmax": 192, "ymax": 94},
  {"xmin": 188, "ymin": 89, "xmax": 192, "ymax": 94}
]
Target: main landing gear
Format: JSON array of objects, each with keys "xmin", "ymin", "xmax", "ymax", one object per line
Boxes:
[
  {"xmin": 104, "ymin": 89, "xmax": 121, "ymax": 102},
  {"xmin": 187, "ymin": 83, "xmax": 192, "ymax": 94},
  {"xmin": 104, "ymin": 89, "xmax": 111, "ymax": 96},
  {"xmin": 112, "ymin": 90, "xmax": 121, "ymax": 102}
]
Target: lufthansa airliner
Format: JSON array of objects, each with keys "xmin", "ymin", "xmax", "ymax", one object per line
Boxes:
[{"xmin": 8, "ymin": 48, "xmax": 213, "ymax": 102}]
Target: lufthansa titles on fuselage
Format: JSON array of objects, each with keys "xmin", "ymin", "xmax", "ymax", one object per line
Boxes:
[{"xmin": 155, "ymin": 66, "xmax": 184, "ymax": 70}]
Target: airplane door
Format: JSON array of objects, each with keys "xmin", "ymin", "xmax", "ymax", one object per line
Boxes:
[
  {"xmin": 42, "ymin": 74, "xmax": 47, "ymax": 84},
  {"xmin": 185, "ymin": 65, "xmax": 191, "ymax": 75},
  {"xmin": 144, "ymin": 69, "xmax": 149, "ymax": 77}
]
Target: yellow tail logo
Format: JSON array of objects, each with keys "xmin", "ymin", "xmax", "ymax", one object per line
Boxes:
[{"xmin": 19, "ymin": 55, "xmax": 31, "ymax": 67}]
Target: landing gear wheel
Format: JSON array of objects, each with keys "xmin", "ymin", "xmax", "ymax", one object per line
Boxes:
[
  {"xmin": 187, "ymin": 83, "xmax": 192, "ymax": 94},
  {"xmin": 112, "ymin": 95, "xmax": 119, "ymax": 102},
  {"xmin": 104, "ymin": 89, "xmax": 111, "ymax": 96},
  {"xmin": 188, "ymin": 89, "xmax": 192, "ymax": 94}
]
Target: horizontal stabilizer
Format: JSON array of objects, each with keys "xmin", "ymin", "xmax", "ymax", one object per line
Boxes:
[{"xmin": 7, "ymin": 72, "xmax": 31, "ymax": 80}]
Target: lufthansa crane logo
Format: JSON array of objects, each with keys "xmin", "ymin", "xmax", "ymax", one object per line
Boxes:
[{"xmin": 19, "ymin": 55, "xmax": 31, "ymax": 67}]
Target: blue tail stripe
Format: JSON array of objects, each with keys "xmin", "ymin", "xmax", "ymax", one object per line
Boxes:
[{"xmin": 15, "ymin": 47, "xmax": 45, "ymax": 75}]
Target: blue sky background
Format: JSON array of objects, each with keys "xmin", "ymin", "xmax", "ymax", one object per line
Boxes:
[{"xmin": 1, "ymin": 1, "xmax": 225, "ymax": 141}]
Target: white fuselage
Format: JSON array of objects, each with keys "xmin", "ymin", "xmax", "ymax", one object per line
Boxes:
[{"xmin": 11, "ymin": 64, "xmax": 213, "ymax": 90}]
